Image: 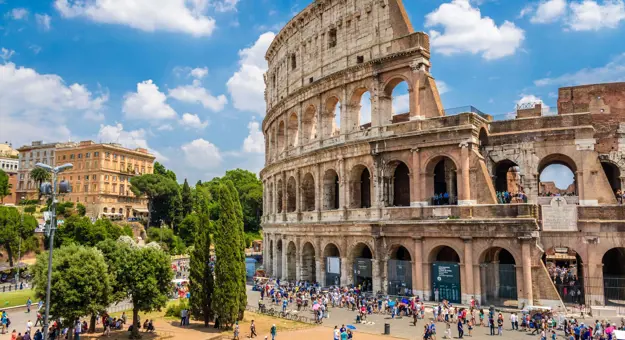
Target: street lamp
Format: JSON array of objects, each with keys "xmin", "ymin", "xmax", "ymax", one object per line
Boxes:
[
  {"xmin": 36, "ymin": 162, "xmax": 73, "ymax": 340},
  {"xmin": 15, "ymin": 195, "xmax": 25, "ymax": 290}
]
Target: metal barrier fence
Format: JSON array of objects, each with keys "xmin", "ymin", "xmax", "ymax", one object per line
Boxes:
[{"xmin": 246, "ymin": 305, "xmax": 314, "ymax": 324}]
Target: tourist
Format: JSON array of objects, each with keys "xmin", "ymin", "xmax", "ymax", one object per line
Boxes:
[
  {"xmin": 497, "ymin": 314, "xmax": 503, "ymax": 336},
  {"xmin": 489, "ymin": 313, "xmax": 495, "ymax": 335},
  {"xmin": 250, "ymin": 320, "xmax": 257, "ymax": 338},
  {"xmin": 233, "ymin": 321, "xmax": 239, "ymax": 340},
  {"xmin": 457, "ymin": 319, "xmax": 464, "ymax": 339},
  {"xmin": 423, "ymin": 325, "xmax": 431, "ymax": 340},
  {"xmin": 270, "ymin": 324, "xmax": 277, "ymax": 340},
  {"xmin": 33, "ymin": 329, "xmax": 42, "ymax": 340},
  {"xmin": 26, "ymin": 298, "xmax": 32, "ymax": 313},
  {"xmin": 180, "ymin": 308, "xmax": 187, "ymax": 327},
  {"xmin": 1, "ymin": 311, "xmax": 8, "ymax": 334}
]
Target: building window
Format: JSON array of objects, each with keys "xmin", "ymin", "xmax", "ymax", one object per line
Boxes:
[
  {"xmin": 77, "ymin": 175, "xmax": 81, "ymax": 180},
  {"xmin": 70, "ymin": 154, "xmax": 75, "ymax": 159},
  {"xmin": 105, "ymin": 175, "xmax": 109, "ymax": 180},
  {"xmin": 328, "ymin": 28, "xmax": 337, "ymax": 48},
  {"xmin": 113, "ymin": 154, "xmax": 117, "ymax": 160},
  {"xmin": 43, "ymin": 151, "xmax": 46, "ymax": 156},
  {"xmin": 105, "ymin": 152, "xmax": 110, "ymax": 158},
  {"xmin": 86, "ymin": 152, "xmax": 90, "ymax": 158},
  {"xmin": 84, "ymin": 185, "xmax": 88, "ymax": 192},
  {"xmin": 291, "ymin": 53, "xmax": 297, "ymax": 70},
  {"xmin": 121, "ymin": 155, "xmax": 125, "ymax": 160},
  {"xmin": 78, "ymin": 154, "xmax": 82, "ymax": 159}
]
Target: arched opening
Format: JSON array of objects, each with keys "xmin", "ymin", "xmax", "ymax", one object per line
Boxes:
[
  {"xmin": 349, "ymin": 165, "xmax": 371, "ymax": 208},
  {"xmin": 480, "ymin": 247, "xmax": 518, "ymax": 306},
  {"xmin": 323, "ymin": 169, "xmax": 340, "ymax": 210},
  {"xmin": 428, "ymin": 157, "xmax": 457, "ymax": 205},
  {"xmin": 276, "ymin": 239, "xmax": 283, "ymax": 279},
  {"xmin": 267, "ymin": 182, "xmax": 274, "ymax": 214},
  {"xmin": 287, "ymin": 112, "xmax": 298, "ymax": 148},
  {"xmin": 390, "ymin": 79, "xmax": 410, "ymax": 123},
  {"xmin": 301, "ymin": 242, "xmax": 316, "ymax": 283},
  {"xmin": 349, "ymin": 87, "xmax": 371, "ymax": 131},
  {"xmin": 112, "ymin": 208, "xmax": 116, "ymax": 214},
  {"xmin": 391, "ymin": 161, "xmax": 410, "ymax": 206},
  {"xmin": 276, "ymin": 179, "xmax": 283, "ymax": 213},
  {"xmin": 602, "ymin": 247, "xmax": 625, "ymax": 306},
  {"xmin": 103, "ymin": 207, "xmax": 108, "ymax": 213},
  {"xmin": 479, "ymin": 128, "xmax": 488, "ymax": 149},
  {"xmin": 538, "ymin": 154, "xmax": 577, "ymax": 197},
  {"xmin": 359, "ymin": 92, "xmax": 372, "ymax": 128},
  {"xmin": 430, "ymin": 245, "xmax": 461, "ymax": 303},
  {"xmin": 301, "ymin": 173, "xmax": 315, "ymax": 211},
  {"xmin": 277, "ymin": 120, "xmax": 285, "ymax": 153},
  {"xmin": 323, "ymin": 97, "xmax": 341, "ymax": 138},
  {"xmin": 302, "ymin": 105, "xmax": 317, "ymax": 143},
  {"xmin": 493, "ymin": 160, "xmax": 524, "ymax": 202},
  {"xmin": 286, "ymin": 176, "xmax": 296, "ymax": 212},
  {"xmin": 269, "ymin": 240, "xmax": 274, "ymax": 275},
  {"xmin": 324, "ymin": 243, "xmax": 341, "ymax": 286},
  {"xmin": 601, "ymin": 162, "xmax": 621, "ymax": 195},
  {"xmin": 542, "ymin": 247, "xmax": 584, "ymax": 304},
  {"xmin": 352, "ymin": 243, "xmax": 373, "ymax": 292},
  {"xmin": 286, "ymin": 241, "xmax": 297, "ymax": 280},
  {"xmin": 388, "ymin": 245, "xmax": 412, "ymax": 295}
]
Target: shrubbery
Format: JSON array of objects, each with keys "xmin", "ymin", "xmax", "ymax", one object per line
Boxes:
[{"xmin": 165, "ymin": 298, "xmax": 189, "ymax": 318}]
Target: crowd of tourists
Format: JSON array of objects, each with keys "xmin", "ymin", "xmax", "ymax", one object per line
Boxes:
[
  {"xmin": 496, "ymin": 191, "xmax": 528, "ymax": 203},
  {"xmin": 615, "ymin": 189, "xmax": 625, "ymax": 204},
  {"xmin": 430, "ymin": 193, "xmax": 456, "ymax": 206},
  {"xmin": 547, "ymin": 264, "xmax": 584, "ymax": 304}
]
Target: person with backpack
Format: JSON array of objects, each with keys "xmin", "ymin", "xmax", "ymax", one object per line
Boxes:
[{"xmin": 270, "ymin": 324, "xmax": 277, "ymax": 340}]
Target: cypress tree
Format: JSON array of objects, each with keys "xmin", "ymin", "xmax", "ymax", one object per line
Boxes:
[
  {"xmin": 181, "ymin": 179, "xmax": 193, "ymax": 217},
  {"xmin": 224, "ymin": 180, "xmax": 247, "ymax": 320},
  {"xmin": 190, "ymin": 213, "xmax": 214, "ymax": 326},
  {"xmin": 212, "ymin": 184, "xmax": 242, "ymax": 329}
]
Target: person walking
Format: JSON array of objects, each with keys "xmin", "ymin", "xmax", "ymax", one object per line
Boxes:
[
  {"xmin": 489, "ymin": 314, "xmax": 495, "ymax": 335},
  {"xmin": 457, "ymin": 319, "xmax": 464, "ymax": 339},
  {"xmin": 180, "ymin": 308, "xmax": 187, "ymax": 327},
  {"xmin": 233, "ymin": 321, "xmax": 239, "ymax": 340},
  {"xmin": 270, "ymin": 324, "xmax": 277, "ymax": 340},
  {"xmin": 250, "ymin": 320, "xmax": 257, "ymax": 338},
  {"xmin": 26, "ymin": 298, "xmax": 32, "ymax": 313}
]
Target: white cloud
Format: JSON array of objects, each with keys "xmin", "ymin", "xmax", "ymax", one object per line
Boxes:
[
  {"xmin": 516, "ymin": 94, "xmax": 554, "ymax": 115},
  {"xmin": 424, "ymin": 0, "xmax": 525, "ymax": 60},
  {"xmin": 1, "ymin": 48, "xmax": 15, "ymax": 61},
  {"xmin": 157, "ymin": 124, "xmax": 174, "ymax": 131},
  {"xmin": 179, "ymin": 113, "xmax": 209, "ymax": 130},
  {"xmin": 190, "ymin": 67, "xmax": 208, "ymax": 79},
  {"xmin": 535, "ymin": 53, "xmax": 625, "ymax": 86},
  {"xmin": 11, "ymin": 8, "xmax": 29, "ymax": 20},
  {"xmin": 518, "ymin": 4, "xmax": 535, "ymax": 18},
  {"xmin": 437, "ymin": 80, "xmax": 450, "ymax": 94},
  {"xmin": 226, "ymin": 32, "xmax": 275, "ymax": 115},
  {"xmin": 531, "ymin": 0, "xmax": 567, "ymax": 23},
  {"xmin": 568, "ymin": 0, "xmax": 625, "ymax": 30},
  {"xmin": 97, "ymin": 123, "xmax": 167, "ymax": 161},
  {"xmin": 123, "ymin": 80, "xmax": 177, "ymax": 120},
  {"xmin": 214, "ymin": 0, "xmax": 239, "ymax": 12},
  {"xmin": 54, "ymin": 0, "xmax": 216, "ymax": 36},
  {"xmin": 36, "ymin": 14, "xmax": 52, "ymax": 31},
  {"xmin": 392, "ymin": 94, "xmax": 410, "ymax": 115},
  {"xmin": 181, "ymin": 138, "xmax": 222, "ymax": 169},
  {"xmin": 242, "ymin": 120, "xmax": 264, "ymax": 153},
  {"xmin": 0, "ymin": 61, "xmax": 107, "ymax": 146},
  {"xmin": 168, "ymin": 79, "xmax": 227, "ymax": 112},
  {"xmin": 29, "ymin": 45, "xmax": 42, "ymax": 54}
]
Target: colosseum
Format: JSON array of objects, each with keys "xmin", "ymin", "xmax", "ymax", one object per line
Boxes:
[{"xmin": 260, "ymin": 0, "xmax": 625, "ymax": 310}]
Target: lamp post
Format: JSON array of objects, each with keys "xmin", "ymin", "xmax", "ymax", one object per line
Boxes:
[
  {"xmin": 15, "ymin": 195, "xmax": 25, "ymax": 290},
  {"xmin": 36, "ymin": 162, "xmax": 73, "ymax": 340}
]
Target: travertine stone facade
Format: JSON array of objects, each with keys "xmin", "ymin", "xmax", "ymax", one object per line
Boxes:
[{"xmin": 261, "ymin": 0, "xmax": 625, "ymax": 309}]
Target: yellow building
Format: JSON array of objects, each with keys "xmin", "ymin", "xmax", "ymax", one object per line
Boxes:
[{"xmin": 55, "ymin": 140, "xmax": 155, "ymax": 219}]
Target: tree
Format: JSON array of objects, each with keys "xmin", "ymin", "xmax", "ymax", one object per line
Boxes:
[
  {"xmin": 29, "ymin": 167, "xmax": 51, "ymax": 195},
  {"xmin": 0, "ymin": 169, "xmax": 11, "ymax": 203},
  {"xmin": 130, "ymin": 174, "xmax": 180, "ymax": 228},
  {"xmin": 76, "ymin": 203, "xmax": 86, "ymax": 216},
  {"xmin": 55, "ymin": 215, "xmax": 132, "ymax": 247},
  {"xmin": 212, "ymin": 183, "xmax": 245, "ymax": 329},
  {"xmin": 178, "ymin": 214, "xmax": 199, "ymax": 246},
  {"xmin": 0, "ymin": 206, "xmax": 37, "ymax": 267},
  {"xmin": 211, "ymin": 169, "xmax": 263, "ymax": 232},
  {"xmin": 154, "ymin": 161, "xmax": 177, "ymax": 181},
  {"xmin": 189, "ymin": 213, "xmax": 214, "ymax": 326},
  {"xmin": 224, "ymin": 180, "xmax": 247, "ymax": 320},
  {"xmin": 181, "ymin": 179, "xmax": 193, "ymax": 218},
  {"xmin": 32, "ymin": 244, "xmax": 112, "ymax": 340},
  {"xmin": 146, "ymin": 227, "xmax": 186, "ymax": 254}
]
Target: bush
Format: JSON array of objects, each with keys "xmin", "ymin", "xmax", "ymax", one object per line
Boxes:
[
  {"xmin": 165, "ymin": 299, "xmax": 189, "ymax": 318},
  {"xmin": 19, "ymin": 199, "xmax": 39, "ymax": 205},
  {"xmin": 24, "ymin": 205, "xmax": 36, "ymax": 213}
]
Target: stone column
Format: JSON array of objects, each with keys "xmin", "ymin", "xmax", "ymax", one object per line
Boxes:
[
  {"xmin": 341, "ymin": 257, "xmax": 349, "ymax": 286},
  {"xmin": 463, "ymin": 238, "xmax": 475, "ymax": 304},
  {"xmin": 316, "ymin": 259, "xmax": 323, "ymax": 285},
  {"xmin": 459, "ymin": 141, "xmax": 473, "ymax": 205},
  {"xmin": 296, "ymin": 239, "xmax": 302, "ymax": 281},
  {"xmin": 576, "ymin": 171, "xmax": 586, "ymax": 204},
  {"xmin": 281, "ymin": 171, "xmax": 287, "ymax": 220},
  {"xmin": 520, "ymin": 237, "xmax": 534, "ymax": 306},
  {"xmin": 295, "ymin": 169, "xmax": 301, "ymax": 213},
  {"xmin": 297, "ymin": 104, "xmax": 303, "ymax": 150},
  {"xmin": 410, "ymin": 148, "xmax": 425, "ymax": 206},
  {"xmin": 272, "ymin": 235, "xmax": 279, "ymax": 279},
  {"xmin": 413, "ymin": 237, "xmax": 424, "ymax": 298},
  {"xmin": 281, "ymin": 238, "xmax": 288, "ymax": 281},
  {"xmin": 372, "ymin": 259, "xmax": 381, "ymax": 293},
  {"xmin": 315, "ymin": 164, "xmax": 321, "ymax": 217},
  {"xmin": 585, "ymin": 235, "xmax": 604, "ymax": 305},
  {"xmin": 339, "ymin": 157, "xmax": 347, "ymax": 209}
]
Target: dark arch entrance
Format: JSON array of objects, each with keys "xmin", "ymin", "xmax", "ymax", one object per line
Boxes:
[
  {"xmin": 276, "ymin": 240, "xmax": 283, "ymax": 279},
  {"xmin": 301, "ymin": 173, "xmax": 315, "ymax": 211},
  {"xmin": 324, "ymin": 243, "xmax": 341, "ymax": 286},
  {"xmin": 350, "ymin": 165, "xmax": 371, "ymax": 208},
  {"xmin": 542, "ymin": 247, "xmax": 584, "ymax": 304},
  {"xmin": 601, "ymin": 162, "xmax": 621, "ymax": 195},
  {"xmin": 352, "ymin": 243, "xmax": 373, "ymax": 292},
  {"xmin": 431, "ymin": 158, "xmax": 457, "ymax": 205},
  {"xmin": 269, "ymin": 240, "xmax": 274, "ymax": 276},
  {"xmin": 323, "ymin": 169, "xmax": 340, "ymax": 210},
  {"xmin": 276, "ymin": 180, "xmax": 283, "ymax": 213},
  {"xmin": 392, "ymin": 162, "xmax": 410, "ymax": 206},
  {"xmin": 602, "ymin": 247, "xmax": 625, "ymax": 306},
  {"xmin": 286, "ymin": 241, "xmax": 297, "ymax": 280},
  {"xmin": 430, "ymin": 246, "xmax": 461, "ymax": 303},
  {"xmin": 493, "ymin": 160, "xmax": 520, "ymax": 193},
  {"xmin": 480, "ymin": 247, "xmax": 518, "ymax": 306},
  {"xmin": 286, "ymin": 177, "xmax": 296, "ymax": 212},
  {"xmin": 301, "ymin": 242, "xmax": 316, "ymax": 283},
  {"xmin": 388, "ymin": 246, "xmax": 412, "ymax": 295}
]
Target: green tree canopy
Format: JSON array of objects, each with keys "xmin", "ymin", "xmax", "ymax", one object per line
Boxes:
[
  {"xmin": 154, "ymin": 161, "xmax": 177, "ymax": 181},
  {"xmin": 0, "ymin": 169, "xmax": 12, "ymax": 203},
  {"xmin": 29, "ymin": 167, "xmax": 51, "ymax": 194},
  {"xmin": 181, "ymin": 179, "xmax": 193, "ymax": 218},
  {"xmin": 130, "ymin": 174, "xmax": 180, "ymax": 228},
  {"xmin": 178, "ymin": 214, "xmax": 199, "ymax": 246},
  {"xmin": 146, "ymin": 227, "xmax": 186, "ymax": 254},
  {"xmin": 0, "ymin": 206, "xmax": 38, "ymax": 266},
  {"xmin": 55, "ymin": 215, "xmax": 132, "ymax": 247},
  {"xmin": 189, "ymin": 213, "xmax": 214, "ymax": 326},
  {"xmin": 32, "ymin": 244, "xmax": 112, "ymax": 334}
]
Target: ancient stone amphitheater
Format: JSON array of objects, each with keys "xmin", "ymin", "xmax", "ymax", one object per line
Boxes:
[{"xmin": 260, "ymin": 0, "xmax": 625, "ymax": 310}]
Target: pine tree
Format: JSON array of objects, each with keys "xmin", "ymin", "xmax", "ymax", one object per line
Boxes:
[
  {"xmin": 212, "ymin": 183, "xmax": 243, "ymax": 329},
  {"xmin": 181, "ymin": 179, "xmax": 193, "ymax": 218},
  {"xmin": 224, "ymin": 180, "xmax": 247, "ymax": 320},
  {"xmin": 190, "ymin": 213, "xmax": 214, "ymax": 326}
]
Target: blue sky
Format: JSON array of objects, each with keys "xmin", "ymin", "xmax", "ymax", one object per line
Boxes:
[{"xmin": 1, "ymin": 0, "xmax": 624, "ymax": 184}]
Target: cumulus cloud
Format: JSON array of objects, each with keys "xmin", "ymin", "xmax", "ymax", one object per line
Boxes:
[
  {"xmin": 181, "ymin": 138, "xmax": 222, "ymax": 169},
  {"xmin": 424, "ymin": 0, "xmax": 525, "ymax": 60},
  {"xmin": 54, "ymin": 0, "xmax": 216, "ymax": 36},
  {"xmin": 36, "ymin": 14, "xmax": 52, "ymax": 31},
  {"xmin": 214, "ymin": 0, "xmax": 239, "ymax": 12},
  {"xmin": 535, "ymin": 53, "xmax": 625, "ymax": 86},
  {"xmin": 568, "ymin": 0, "xmax": 625, "ymax": 30},
  {"xmin": 123, "ymin": 80, "xmax": 177, "ymax": 120},
  {"xmin": 98, "ymin": 123, "xmax": 167, "ymax": 161},
  {"xmin": 190, "ymin": 67, "xmax": 208, "ymax": 79},
  {"xmin": 531, "ymin": 0, "xmax": 567, "ymax": 23},
  {"xmin": 0, "ymin": 61, "xmax": 107, "ymax": 146},
  {"xmin": 179, "ymin": 113, "xmax": 209, "ymax": 130},
  {"xmin": 516, "ymin": 94, "xmax": 554, "ymax": 115},
  {"xmin": 1, "ymin": 48, "xmax": 15, "ymax": 62},
  {"xmin": 226, "ymin": 32, "xmax": 275, "ymax": 115},
  {"xmin": 168, "ymin": 79, "xmax": 227, "ymax": 112},
  {"xmin": 11, "ymin": 8, "xmax": 29, "ymax": 20},
  {"xmin": 242, "ymin": 120, "xmax": 264, "ymax": 153}
]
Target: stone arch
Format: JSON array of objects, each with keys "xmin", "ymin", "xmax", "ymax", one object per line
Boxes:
[
  {"xmin": 601, "ymin": 161, "xmax": 621, "ymax": 193},
  {"xmin": 478, "ymin": 127, "xmax": 489, "ymax": 148},
  {"xmin": 323, "ymin": 242, "xmax": 342, "ymax": 258},
  {"xmin": 542, "ymin": 246, "xmax": 584, "ymax": 304},
  {"xmin": 322, "ymin": 96, "xmax": 341, "ymax": 138},
  {"xmin": 538, "ymin": 153, "xmax": 578, "ymax": 196},
  {"xmin": 602, "ymin": 247, "xmax": 625, "ymax": 306},
  {"xmin": 302, "ymin": 105, "xmax": 317, "ymax": 143},
  {"xmin": 301, "ymin": 172, "xmax": 315, "ymax": 211},
  {"xmin": 349, "ymin": 164, "xmax": 372, "ymax": 208},
  {"xmin": 428, "ymin": 244, "xmax": 463, "ymax": 303},
  {"xmin": 286, "ymin": 241, "xmax": 297, "ymax": 280},
  {"xmin": 383, "ymin": 76, "xmax": 412, "ymax": 124},
  {"xmin": 323, "ymin": 168, "xmax": 340, "ymax": 210},
  {"xmin": 276, "ymin": 179, "xmax": 283, "ymax": 213},
  {"xmin": 301, "ymin": 242, "xmax": 316, "ymax": 283},
  {"xmin": 323, "ymin": 242, "xmax": 342, "ymax": 286},
  {"xmin": 287, "ymin": 112, "xmax": 298, "ymax": 148},
  {"xmin": 276, "ymin": 239, "xmax": 283, "ymax": 279},
  {"xmin": 429, "ymin": 245, "xmax": 461, "ymax": 263},
  {"xmin": 386, "ymin": 160, "xmax": 411, "ymax": 206},
  {"xmin": 286, "ymin": 176, "xmax": 296, "ymax": 212},
  {"xmin": 479, "ymin": 246, "xmax": 518, "ymax": 306},
  {"xmin": 425, "ymin": 155, "xmax": 459, "ymax": 205},
  {"xmin": 493, "ymin": 159, "xmax": 521, "ymax": 195},
  {"xmin": 351, "ymin": 242, "xmax": 374, "ymax": 292},
  {"xmin": 349, "ymin": 87, "xmax": 372, "ymax": 130},
  {"xmin": 388, "ymin": 244, "xmax": 413, "ymax": 295},
  {"xmin": 277, "ymin": 120, "xmax": 285, "ymax": 152}
]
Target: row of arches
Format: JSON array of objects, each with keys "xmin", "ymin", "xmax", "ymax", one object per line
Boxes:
[{"xmin": 267, "ymin": 80, "xmax": 411, "ymax": 157}]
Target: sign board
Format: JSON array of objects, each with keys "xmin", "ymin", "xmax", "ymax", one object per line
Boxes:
[
  {"xmin": 542, "ymin": 197, "xmax": 577, "ymax": 232},
  {"xmin": 432, "ymin": 262, "xmax": 461, "ymax": 304},
  {"xmin": 353, "ymin": 258, "xmax": 372, "ymax": 278},
  {"xmin": 326, "ymin": 257, "xmax": 340, "ymax": 274}
]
